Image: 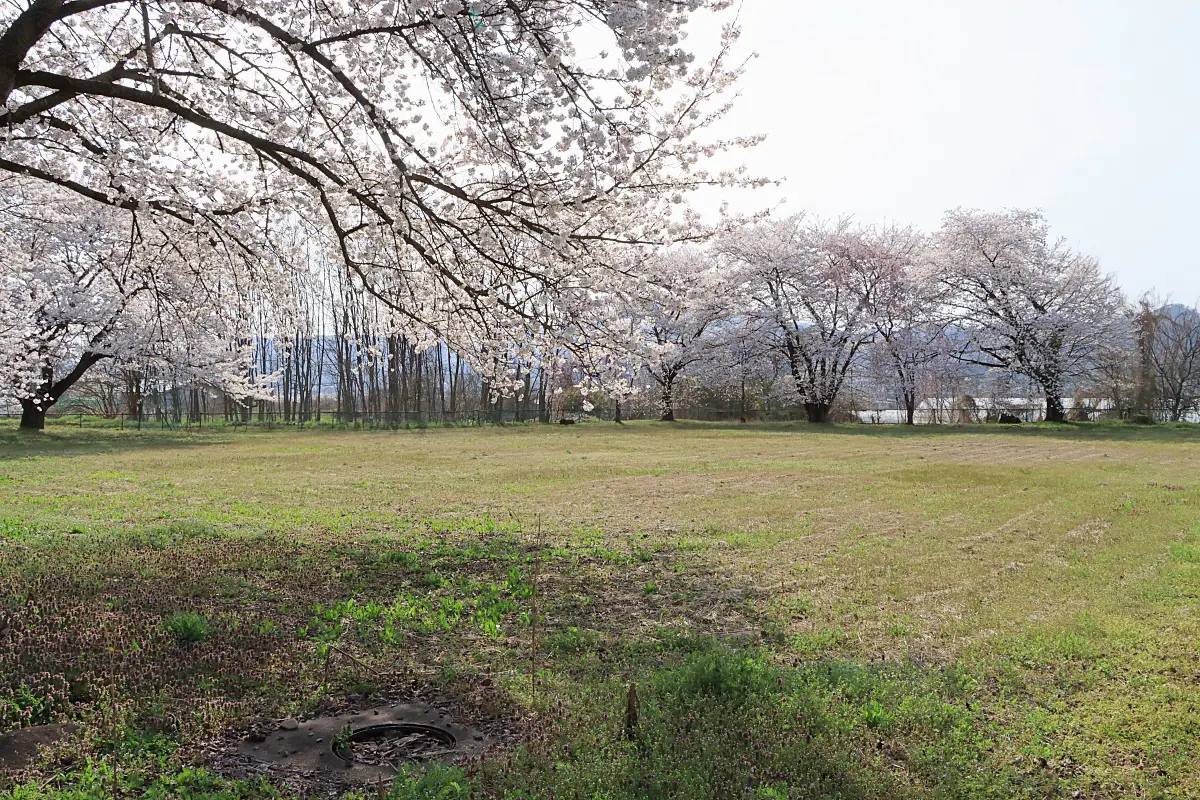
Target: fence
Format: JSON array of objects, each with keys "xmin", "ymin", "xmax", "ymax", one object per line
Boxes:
[{"xmin": 853, "ymin": 406, "xmax": 1200, "ymax": 424}]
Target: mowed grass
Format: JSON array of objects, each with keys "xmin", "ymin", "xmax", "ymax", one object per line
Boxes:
[{"xmin": 1, "ymin": 420, "xmax": 1198, "ymax": 799}]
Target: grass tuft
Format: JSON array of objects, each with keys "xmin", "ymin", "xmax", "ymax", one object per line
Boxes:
[{"xmin": 162, "ymin": 612, "xmax": 210, "ymax": 644}]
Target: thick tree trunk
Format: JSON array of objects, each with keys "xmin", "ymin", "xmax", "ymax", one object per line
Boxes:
[
  {"xmin": 19, "ymin": 353, "xmax": 105, "ymax": 430},
  {"xmin": 660, "ymin": 375, "xmax": 676, "ymax": 422},
  {"xmin": 19, "ymin": 400, "xmax": 46, "ymax": 431},
  {"xmin": 1044, "ymin": 394, "xmax": 1066, "ymax": 423},
  {"xmin": 804, "ymin": 401, "xmax": 831, "ymax": 423},
  {"xmin": 904, "ymin": 392, "xmax": 916, "ymax": 425},
  {"xmin": 614, "ymin": 399, "xmax": 623, "ymax": 424}
]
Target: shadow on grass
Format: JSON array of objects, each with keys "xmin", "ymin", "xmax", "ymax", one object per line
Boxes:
[
  {"xmin": 0, "ymin": 418, "xmax": 548, "ymax": 462},
  {"xmin": 0, "ymin": 424, "xmax": 243, "ymax": 462},
  {"xmin": 480, "ymin": 645, "xmax": 1056, "ymax": 800},
  {"xmin": 4, "ymin": 418, "xmax": 1195, "ymax": 464},
  {"xmin": 0, "ymin": 512, "xmax": 1068, "ymax": 800}
]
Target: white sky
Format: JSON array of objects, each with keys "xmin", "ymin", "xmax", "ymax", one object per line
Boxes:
[{"xmin": 703, "ymin": 0, "xmax": 1200, "ymax": 301}]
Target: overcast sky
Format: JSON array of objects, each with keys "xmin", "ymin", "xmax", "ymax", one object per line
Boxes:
[{"xmin": 706, "ymin": 1, "xmax": 1200, "ymax": 301}]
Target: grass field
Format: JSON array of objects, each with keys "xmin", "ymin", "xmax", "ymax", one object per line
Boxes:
[{"xmin": 1, "ymin": 421, "xmax": 1198, "ymax": 799}]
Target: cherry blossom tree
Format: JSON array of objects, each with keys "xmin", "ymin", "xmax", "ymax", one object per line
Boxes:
[
  {"xmin": 721, "ymin": 215, "xmax": 889, "ymax": 423},
  {"xmin": 629, "ymin": 247, "xmax": 730, "ymax": 421},
  {"xmin": 0, "ymin": 178, "xmax": 276, "ymax": 429},
  {"xmin": 0, "ymin": 0, "xmax": 756, "ymax": 391},
  {"xmin": 865, "ymin": 226, "xmax": 948, "ymax": 424},
  {"xmin": 936, "ymin": 208, "xmax": 1126, "ymax": 423},
  {"xmin": 698, "ymin": 312, "xmax": 777, "ymax": 420}
]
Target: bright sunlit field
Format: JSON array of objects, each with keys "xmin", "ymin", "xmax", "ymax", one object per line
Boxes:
[{"xmin": 1, "ymin": 421, "xmax": 1198, "ymax": 799}]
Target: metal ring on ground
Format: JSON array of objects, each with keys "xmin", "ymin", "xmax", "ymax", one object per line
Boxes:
[{"xmin": 332, "ymin": 722, "xmax": 457, "ymax": 765}]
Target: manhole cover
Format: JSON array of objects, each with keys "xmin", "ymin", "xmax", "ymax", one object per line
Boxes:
[
  {"xmin": 235, "ymin": 702, "xmax": 486, "ymax": 782},
  {"xmin": 334, "ymin": 723, "xmax": 456, "ymax": 766}
]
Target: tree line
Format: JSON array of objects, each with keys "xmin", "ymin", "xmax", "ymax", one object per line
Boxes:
[{"xmin": 17, "ymin": 207, "xmax": 1198, "ymax": 429}]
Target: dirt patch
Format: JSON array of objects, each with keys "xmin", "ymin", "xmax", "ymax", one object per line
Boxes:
[
  {"xmin": 0, "ymin": 724, "xmax": 79, "ymax": 771},
  {"xmin": 202, "ymin": 697, "xmax": 504, "ymax": 797}
]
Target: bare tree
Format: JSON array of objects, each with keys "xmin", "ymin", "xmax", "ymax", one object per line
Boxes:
[{"xmin": 1145, "ymin": 299, "xmax": 1200, "ymax": 421}]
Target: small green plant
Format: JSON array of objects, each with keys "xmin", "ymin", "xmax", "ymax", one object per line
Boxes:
[
  {"xmin": 659, "ymin": 649, "xmax": 775, "ymax": 702},
  {"xmin": 643, "ymin": 580, "xmax": 659, "ymax": 595},
  {"xmin": 789, "ymin": 628, "xmax": 843, "ymax": 655},
  {"xmin": 413, "ymin": 571, "xmax": 448, "ymax": 589},
  {"xmin": 0, "ymin": 678, "xmax": 69, "ymax": 728},
  {"xmin": 256, "ymin": 619, "xmax": 280, "ymax": 636},
  {"xmin": 157, "ymin": 519, "xmax": 221, "ymax": 540},
  {"xmin": 505, "ymin": 566, "xmax": 532, "ymax": 597},
  {"xmin": 548, "ymin": 626, "xmax": 597, "ymax": 654},
  {"xmin": 384, "ymin": 763, "xmax": 471, "ymax": 799},
  {"xmin": 860, "ymin": 698, "xmax": 894, "ymax": 729},
  {"xmin": 162, "ymin": 611, "xmax": 210, "ymax": 644},
  {"xmin": 333, "ymin": 723, "xmax": 354, "ymax": 757},
  {"xmin": 379, "ymin": 550, "xmax": 421, "ymax": 568}
]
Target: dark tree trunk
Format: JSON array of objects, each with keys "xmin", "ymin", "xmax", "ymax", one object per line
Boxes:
[
  {"xmin": 804, "ymin": 401, "xmax": 831, "ymax": 423},
  {"xmin": 19, "ymin": 353, "xmax": 105, "ymax": 430},
  {"xmin": 660, "ymin": 372, "xmax": 677, "ymax": 422},
  {"xmin": 537, "ymin": 367, "xmax": 548, "ymax": 423},
  {"xmin": 19, "ymin": 399, "xmax": 46, "ymax": 431},
  {"xmin": 1041, "ymin": 395, "xmax": 1070, "ymax": 424},
  {"xmin": 904, "ymin": 392, "xmax": 917, "ymax": 425},
  {"xmin": 1045, "ymin": 394, "xmax": 1066, "ymax": 423},
  {"xmin": 124, "ymin": 368, "xmax": 144, "ymax": 418},
  {"xmin": 614, "ymin": 399, "xmax": 623, "ymax": 424}
]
